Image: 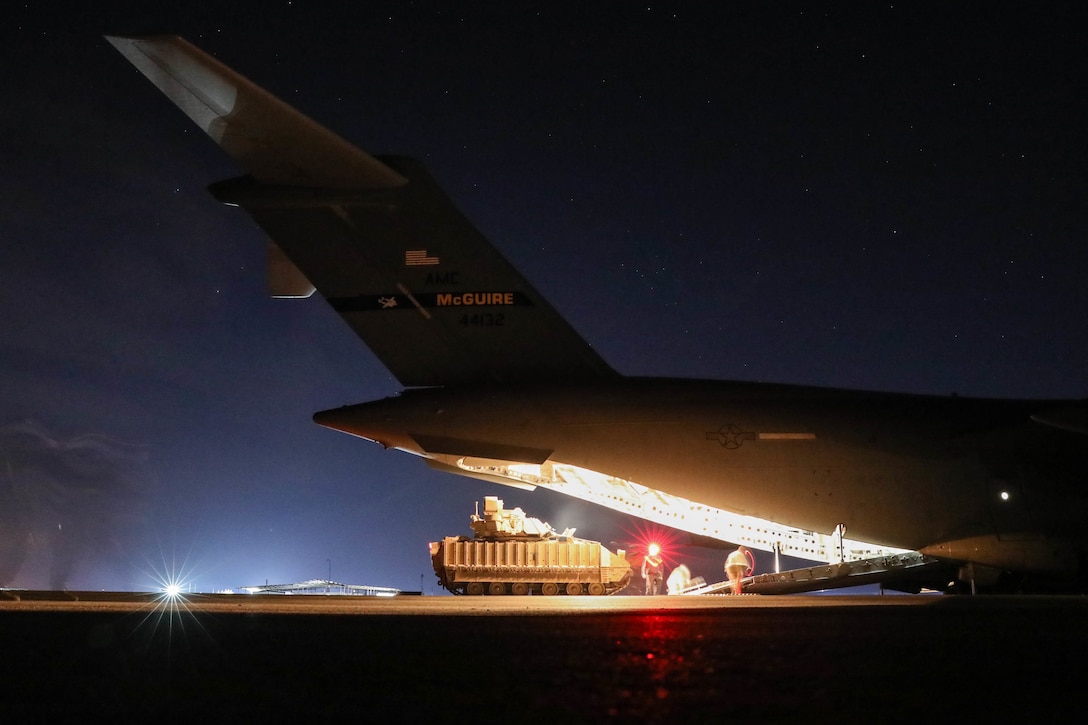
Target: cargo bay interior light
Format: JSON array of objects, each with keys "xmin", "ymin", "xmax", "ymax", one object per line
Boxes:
[{"xmin": 449, "ymin": 456, "xmax": 911, "ymax": 564}]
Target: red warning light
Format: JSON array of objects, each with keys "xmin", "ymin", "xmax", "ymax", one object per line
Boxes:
[{"xmin": 627, "ymin": 522, "xmax": 680, "ymax": 568}]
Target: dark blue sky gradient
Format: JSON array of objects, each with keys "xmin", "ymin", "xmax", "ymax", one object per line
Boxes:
[{"xmin": 2, "ymin": 2, "xmax": 1085, "ymax": 592}]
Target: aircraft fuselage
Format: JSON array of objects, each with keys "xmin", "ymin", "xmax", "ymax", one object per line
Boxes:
[{"xmin": 315, "ymin": 377, "xmax": 1088, "ymax": 577}]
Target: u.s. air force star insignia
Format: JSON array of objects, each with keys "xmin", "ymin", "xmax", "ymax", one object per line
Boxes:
[{"xmin": 706, "ymin": 424, "xmax": 756, "ymax": 449}]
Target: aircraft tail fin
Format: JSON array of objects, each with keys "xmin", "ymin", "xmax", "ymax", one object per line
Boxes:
[
  {"xmin": 109, "ymin": 35, "xmax": 616, "ymax": 386},
  {"xmin": 105, "ymin": 35, "xmax": 406, "ymax": 190}
]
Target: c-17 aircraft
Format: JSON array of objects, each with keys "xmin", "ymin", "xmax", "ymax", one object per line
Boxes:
[{"xmin": 108, "ymin": 35, "xmax": 1087, "ymax": 594}]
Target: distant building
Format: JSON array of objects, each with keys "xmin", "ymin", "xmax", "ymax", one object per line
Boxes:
[{"xmin": 240, "ymin": 579, "xmax": 400, "ymax": 596}]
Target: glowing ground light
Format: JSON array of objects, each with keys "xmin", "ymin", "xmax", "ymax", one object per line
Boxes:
[
  {"xmin": 124, "ymin": 546, "xmax": 219, "ymax": 656},
  {"xmin": 138, "ymin": 569, "xmax": 212, "ymax": 650},
  {"xmin": 141, "ymin": 541, "xmax": 203, "ymax": 599},
  {"xmin": 148, "ymin": 568, "xmax": 193, "ymax": 602}
]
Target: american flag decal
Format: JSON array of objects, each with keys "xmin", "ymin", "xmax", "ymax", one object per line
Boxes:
[{"xmin": 405, "ymin": 250, "xmax": 440, "ymax": 266}]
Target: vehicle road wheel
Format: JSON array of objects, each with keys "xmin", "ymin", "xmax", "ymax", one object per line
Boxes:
[
  {"xmin": 588, "ymin": 582, "xmax": 606, "ymax": 596},
  {"xmin": 488, "ymin": 581, "xmax": 506, "ymax": 595},
  {"xmin": 541, "ymin": 582, "xmax": 560, "ymax": 596},
  {"xmin": 466, "ymin": 582, "xmax": 485, "ymax": 596},
  {"xmin": 565, "ymin": 582, "xmax": 583, "ymax": 596},
  {"xmin": 511, "ymin": 582, "xmax": 530, "ymax": 596}
]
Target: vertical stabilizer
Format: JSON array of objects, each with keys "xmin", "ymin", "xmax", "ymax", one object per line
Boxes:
[
  {"xmin": 109, "ymin": 35, "xmax": 616, "ymax": 386},
  {"xmin": 105, "ymin": 34, "xmax": 406, "ymax": 190}
]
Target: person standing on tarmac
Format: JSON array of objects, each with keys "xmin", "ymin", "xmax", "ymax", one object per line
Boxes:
[
  {"xmin": 725, "ymin": 545, "xmax": 753, "ymax": 594},
  {"xmin": 642, "ymin": 544, "xmax": 664, "ymax": 595}
]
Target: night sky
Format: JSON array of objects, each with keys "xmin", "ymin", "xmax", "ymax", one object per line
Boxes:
[{"xmin": 3, "ymin": 2, "xmax": 1085, "ymax": 593}]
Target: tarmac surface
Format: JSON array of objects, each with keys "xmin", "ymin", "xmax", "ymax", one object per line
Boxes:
[{"xmin": 2, "ymin": 590, "xmax": 1086, "ymax": 722}]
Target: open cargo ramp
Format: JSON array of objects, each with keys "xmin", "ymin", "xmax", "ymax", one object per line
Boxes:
[{"xmin": 683, "ymin": 552, "xmax": 948, "ymax": 595}]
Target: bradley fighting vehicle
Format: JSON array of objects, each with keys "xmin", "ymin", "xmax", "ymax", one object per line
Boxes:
[{"xmin": 429, "ymin": 497, "xmax": 632, "ymax": 595}]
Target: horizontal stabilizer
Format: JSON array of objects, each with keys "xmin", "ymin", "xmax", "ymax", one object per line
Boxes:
[{"xmin": 105, "ymin": 34, "xmax": 406, "ymax": 190}]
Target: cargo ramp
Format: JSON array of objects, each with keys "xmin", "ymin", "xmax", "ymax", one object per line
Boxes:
[{"xmin": 683, "ymin": 552, "xmax": 948, "ymax": 595}]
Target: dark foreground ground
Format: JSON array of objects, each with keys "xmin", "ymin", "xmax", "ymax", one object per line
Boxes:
[{"xmin": 1, "ymin": 592, "xmax": 1085, "ymax": 722}]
